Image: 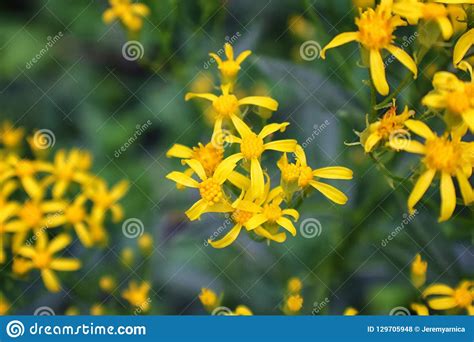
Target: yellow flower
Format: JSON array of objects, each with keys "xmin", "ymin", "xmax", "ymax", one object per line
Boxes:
[
  {"xmin": 122, "ymin": 280, "xmax": 151, "ymax": 312},
  {"xmin": 166, "ymin": 158, "xmax": 238, "ymax": 221},
  {"xmin": 87, "ymin": 179, "xmax": 129, "ymax": 223},
  {"xmin": 288, "ymin": 15, "xmax": 316, "ymax": 40},
  {"xmin": 138, "ymin": 233, "xmax": 153, "ymax": 255},
  {"xmin": 343, "ymin": 307, "xmax": 359, "ymax": 315},
  {"xmin": 121, "ymin": 247, "xmax": 134, "ymax": 267},
  {"xmin": 0, "ymin": 198, "xmax": 19, "ymax": 263},
  {"xmin": 102, "ymin": 0, "xmax": 150, "ymax": 32},
  {"xmin": 321, "ymin": 0, "xmax": 417, "ymax": 95},
  {"xmin": 453, "ymin": 28, "xmax": 474, "ymax": 67},
  {"xmin": 390, "ymin": 120, "xmax": 473, "ymax": 221},
  {"xmin": 233, "ymin": 305, "xmax": 253, "ymax": 315},
  {"xmin": 167, "ymin": 142, "xmax": 224, "ymax": 177},
  {"xmin": 411, "ymin": 303, "xmax": 429, "ymax": 315},
  {"xmin": 352, "ymin": 0, "xmax": 375, "ymax": 8},
  {"xmin": 423, "ymin": 281, "xmax": 473, "ymax": 315},
  {"xmin": 0, "ymin": 293, "xmax": 10, "ymax": 315},
  {"xmin": 0, "ymin": 121, "xmax": 24, "ymax": 149},
  {"xmin": 17, "ymin": 233, "xmax": 81, "ymax": 293},
  {"xmin": 295, "ymin": 146, "xmax": 353, "ymax": 205},
  {"xmin": 422, "ymin": 71, "xmax": 474, "ymax": 132},
  {"xmin": 284, "ymin": 294, "xmax": 303, "ymax": 314},
  {"xmin": 8, "ymin": 158, "xmax": 50, "ymax": 199},
  {"xmin": 209, "ymin": 43, "xmax": 252, "ymax": 84},
  {"xmin": 99, "ymin": 275, "xmax": 117, "ymax": 293},
  {"xmin": 361, "ymin": 103, "xmax": 414, "ymax": 152},
  {"xmin": 392, "ymin": 0, "xmax": 453, "ymax": 40},
  {"xmin": 287, "ymin": 277, "xmax": 303, "ymax": 293},
  {"xmin": 199, "ymin": 288, "xmax": 219, "ymax": 311},
  {"xmin": 65, "ymin": 306, "xmax": 80, "ymax": 316},
  {"xmin": 447, "ymin": 5, "xmax": 467, "ymax": 34},
  {"xmin": 185, "ymin": 84, "xmax": 278, "ymax": 137},
  {"xmin": 90, "ymin": 304, "xmax": 105, "ymax": 316},
  {"xmin": 223, "ymin": 116, "xmax": 297, "ymax": 199},
  {"xmin": 62, "ymin": 195, "xmax": 93, "ymax": 247},
  {"xmin": 209, "ymin": 183, "xmax": 299, "ymax": 248},
  {"xmin": 411, "ymin": 253, "xmax": 427, "ymax": 288}
]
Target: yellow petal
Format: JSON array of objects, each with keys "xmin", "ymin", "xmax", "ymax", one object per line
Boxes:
[
  {"xmin": 110, "ymin": 180, "xmax": 129, "ymax": 200},
  {"xmin": 312, "ymin": 166, "xmax": 353, "ymax": 180},
  {"xmin": 405, "ymin": 120, "xmax": 436, "ymax": 140},
  {"xmin": 423, "ymin": 283, "xmax": 454, "ymax": 297},
  {"xmin": 408, "ymin": 169, "xmax": 436, "ymax": 212},
  {"xmin": 389, "ymin": 139, "xmax": 426, "ymax": 154},
  {"xmin": 422, "ymin": 93, "xmax": 447, "ymax": 109},
  {"xmin": 386, "ymin": 44, "xmax": 418, "ymax": 78},
  {"xmin": 74, "ymin": 222, "xmax": 92, "ymax": 247},
  {"xmin": 250, "ymin": 158, "xmax": 265, "ymax": 199},
  {"xmin": 453, "ymin": 28, "xmax": 474, "ymax": 66},
  {"xmin": 209, "ymin": 224, "xmax": 242, "ymax": 248},
  {"xmin": 276, "ymin": 217, "xmax": 297, "ymax": 236},
  {"xmin": 411, "ymin": 303, "xmax": 429, "ymax": 316},
  {"xmin": 166, "ymin": 171, "xmax": 199, "ymax": 188},
  {"xmin": 185, "ymin": 199, "xmax": 208, "ymax": 221},
  {"xmin": 224, "ymin": 43, "xmax": 234, "ymax": 60},
  {"xmin": 294, "ymin": 145, "xmax": 307, "ymax": 166},
  {"xmin": 17, "ymin": 246, "xmax": 36, "ymax": 258},
  {"xmin": 184, "ymin": 92, "xmax": 217, "ymax": 102},
  {"xmin": 238, "ymin": 96, "xmax": 278, "ymax": 111},
  {"xmin": 213, "ymin": 154, "xmax": 241, "ymax": 184},
  {"xmin": 370, "ymin": 49, "xmax": 389, "ymax": 95},
  {"xmin": 227, "ymin": 171, "xmax": 250, "ymax": 190},
  {"xmin": 235, "ymin": 50, "xmax": 252, "ymax": 65},
  {"xmin": 428, "ymin": 297, "xmax": 458, "ymax": 310},
  {"xmin": 245, "ymin": 214, "xmax": 268, "ymax": 230},
  {"xmin": 41, "ymin": 269, "xmax": 61, "ymax": 293},
  {"xmin": 231, "ymin": 115, "xmax": 253, "ymax": 138},
  {"xmin": 166, "ymin": 144, "xmax": 194, "ymax": 158},
  {"xmin": 439, "ymin": 172, "xmax": 456, "ymax": 222},
  {"xmin": 309, "ymin": 180, "xmax": 348, "ymax": 205},
  {"xmin": 364, "ymin": 132, "xmax": 382, "ymax": 152},
  {"xmin": 48, "ymin": 234, "xmax": 72, "ymax": 254},
  {"xmin": 132, "ymin": 3, "xmax": 150, "ymax": 16},
  {"xmin": 258, "ymin": 122, "xmax": 289, "ymax": 139},
  {"xmin": 50, "ymin": 258, "xmax": 81, "ymax": 271},
  {"xmin": 264, "ymin": 139, "xmax": 297, "ymax": 152},
  {"xmin": 102, "ymin": 9, "xmax": 117, "ymax": 24},
  {"xmin": 254, "ymin": 227, "xmax": 287, "ymax": 243},
  {"xmin": 436, "ymin": 17, "xmax": 453, "ymax": 40},
  {"xmin": 185, "ymin": 159, "xmax": 207, "ymax": 181},
  {"xmin": 209, "ymin": 53, "xmax": 222, "ymax": 65},
  {"xmin": 461, "ymin": 109, "xmax": 474, "ymax": 132},
  {"xmin": 282, "ymin": 209, "xmax": 299, "ymax": 221},
  {"xmin": 456, "ymin": 170, "xmax": 473, "ymax": 205},
  {"xmin": 320, "ymin": 32, "xmax": 359, "ymax": 59}
]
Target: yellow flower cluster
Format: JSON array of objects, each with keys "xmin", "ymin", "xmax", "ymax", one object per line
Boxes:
[
  {"xmin": 283, "ymin": 277, "xmax": 304, "ymax": 315},
  {"xmin": 166, "ymin": 43, "xmax": 353, "ymax": 248},
  {"xmin": 102, "ymin": 0, "xmax": 150, "ymax": 33},
  {"xmin": 322, "ymin": 1, "xmax": 474, "ymax": 222},
  {"xmin": 409, "ymin": 254, "xmax": 473, "ymax": 315},
  {"xmin": 0, "ymin": 122, "xmax": 128, "ymax": 293}
]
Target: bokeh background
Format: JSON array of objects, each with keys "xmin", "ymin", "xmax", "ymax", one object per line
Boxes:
[{"xmin": 0, "ymin": 0, "xmax": 472, "ymax": 315}]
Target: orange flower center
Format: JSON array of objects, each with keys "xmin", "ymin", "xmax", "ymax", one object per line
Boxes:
[
  {"xmin": 66, "ymin": 205, "xmax": 86, "ymax": 224},
  {"xmin": 454, "ymin": 287, "xmax": 472, "ymax": 308},
  {"xmin": 198, "ymin": 178, "xmax": 223, "ymax": 205},
  {"xmin": 298, "ymin": 166, "xmax": 313, "ymax": 187},
  {"xmin": 232, "ymin": 209, "xmax": 253, "ymax": 225},
  {"xmin": 241, "ymin": 133, "xmax": 264, "ymax": 159},
  {"xmin": 263, "ymin": 203, "xmax": 282, "ymax": 223},
  {"xmin": 424, "ymin": 137, "xmax": 462, "ymax": 174},
  {"xmin": 16, "ymin": 160, "xmax": 35, "ymax": 177},
  {"xmin": 34, "ymin": 252, "xmax": 52, "ymax": 269},
  {"xmin": 219, "ymin": 61, "xmax": 241, "ymax": 79},
  {"xmin": 446, "ymin": 90, "xmax": 471, "ymax": 114},
  {"xmin": 192, "ymin": 143, "xmax": 223, "ymax": 176},
  {"xmin": 20, "ymin": 202, "xmax": 43, "ymax": 228},
  {"xmin": 356, "ymin": 7, "xmax": 395, "ymax": 50},
  {"xmin": 212, "ymin": 94, "xmax": 239, "ymax": 118},
  {"xmin": 280, "ymin": 162, "xmax": 300, "ymax": 183}
]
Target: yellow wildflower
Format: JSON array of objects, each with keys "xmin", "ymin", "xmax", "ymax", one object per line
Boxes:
[
  {"xmin": 233, "ymin": 305, "xmax": 253, "ymax": 315},
  {"xmin": 288, "ymin": 15, "xmax": 316, "ymax": 40},
  {"xmin": 209, "ymin": 43, "xmax": 251, "ymax": 84},
  {"xmin": 99, "ymin": 275, "xmax": 117, "ymax": 293},
  {"xmin": 321, "ymin": 0, "xmax": 417, "ymax": 95},
  {"xmin": 62, "ymin": 195, "xmax": 93, "ymax": 247},
  {"xmin": 423, "ymin": 281, "xmax": 473, "ymax": 315},
  {"xmin": 17, "ymin": 233, "xmax": 81, "ymax": 292},
  {"xmin": 447, "ymin": 5, "xmax": 467, "ymax": 34},
  {"xmin": 392, "ymin": 0, "xmax": 453, "ymax": 40},
  {"xmin": 90, "ymin": 304, "xmax": 105, "ymax": 316},
  {"xmin": 166, "ymin": 158, "xmax": 237, "ymax": 221},
  {"xmin": 223, "ymin": 116, "xmax": 297, "ymax": 199},
  {"xmin": 121, "ymin": 247, "xmax": 134, "ymax": 267},
  {"xmin": 0, "ymin": 121, "xmax": 24, "ymax": 149},
  {"xmin": 185, "ymin": 83, "xmax": 278, "ymax": 137},
  {"xmin": 287, "ymin": 277, "xmax": 303, "ymax": 294},
  {"xmin": 65, "ymin": 306, "xmax": 80, "ymax": 316},
  {"xmin": 166, "ymin": 142, "xmax": 224, "ymax": 177},
  {"xmin": 0, "ymin": 199, "xmax": 19, "ymax": 263},
  {"xmin": 343, "ymin": 307, "xmax": 359, "ymax": 315},
  {"xmin": 411, "ymin": 253, "xmax": 427, "ymax": 288},
  {"xmin": 87, "ymin": 179, "xmax": 129, "ymax": 223},
  {"xmin": 102, "ymin": 0, "xmax": 150, "ymax": 32},
  {"xmin": 390, "ymin": 120, "xmax": 473, "ymax": 221},
  {"xmin": 411, "ymin": 303, "xmax": 429, "ymax": 315},
  {"xmin": 284, "ymin": 294, "xmax": 303, "ymax": 314},
  {"xmin": 138, "ymin": 233, "xmax": 153, "ymax": 255},
  {"xmin": 422, "ymin": 70, "xmax": 474, "ymax": 132},
  {"xmin": 122, "ymin": 280, "xmax": 151, "ymax": 312},
  {"xmin": 361, "ymin": 103, "xmax": 414, "ymax": 152},
  {"xmin": 0, "ymin": 293, "xmax": 9, "ymax": 315},
  {"xmin": 199, "ymin": 288, "xmax": 219, "ymax": 311}
]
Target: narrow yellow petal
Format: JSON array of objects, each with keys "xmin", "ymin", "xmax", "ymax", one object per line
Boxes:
[
  {"xmin": 436, "ymin": 17, "xmax": 453, "ymax": 40},
  {"xmin": 405, "ymin": 120, "xmax": 436, "ymax": 140},
  {"xmin": 456, "ymin": 170, "xmax": 473, "ymax": 205},
  {"xmin": 264, "ymin": 139, "xmax": 297, "ymax": 152},
  {"xmin": 370, "ymin": 49, "xmax": 389, "ymax": 95},
  {"xmin": 453, "ymin": 28, "xmax": 474, "ymax": 65},
  {"xmin": 254, "ymin": 227, "xmax": 287, "ymax": 243},
  {"xmin": 224, "ymin": 43, "xmax": 234, "ymax": 60},
  {"xmin": 166, "ymin": 171, "xmax": 199, "ymax": 188},
  {"xmin": 389, "ymin": 139, "xmax": 426, "ymax": 154},
  {"xmin": 50, "ymin": 258, "xmax": 81, "ymax": 271},
  {"xmin": 41, "ymin": 269, "xmax": 61, "ymax": 293},
  {"xmin": 185, "ymin": 159, "xmax": 207, "ymax": 181},
  {"xmin": 258, "ymin": 122, "xmax": 289, "ymax": 139},
  {"xmin": 166, "ymin": 144, "xmax": 194, "ymax": 158},
  {"xmin": 276, "ymin": 217, "xmax": 297, "ymax": 236},
  {"xmin": 422, "ymin": 93, "xmax": 447, "ymax": 109},
  {"xmin": 439, "ymin": 172, "xmax": 456, "ymax": 222},
  {"xmin": 209, "ymin": 224, "xmax": 242, "ymax": 249},
  {"xmin": 310, "ymin": 180, "xmax": 348, "ymax": 205},
  {"xmin": 428, "ymin": 297, "xmax": 458, "ymax": 310},
  {"xmin": 282, "ymin": 209, "xmax": 299, "ymax": 221},
  {"xmin": 74, "ymin": 222, "xmax": 92, "ymax": 247},
  {"xmin": 185, "ymin": 92, "xmax": 218, "ymax": 102},
  {"xmin": 227, "ymin": 171, "xmax": 250, "ymax": 190},
  {"xmin": 312, "ymin": 167, "xmax": 353, "ymax": 180},
  {"xmin": 386, "ymin": 44, "xmax": 418, "ymax": 78},
  {"xmin": 48, "ymin": 234, "xmax": 72, "ymax": 254},
  {"xmin": 208, "ymin": 53, "xmax": 222, "ymax": 65},
  {"xmin": 238, "ymin": 96, "xmax": 279, "ymax": 111},
  {"xmin": 320, "ymin": 32, "xmax": 359, "ymax": 59},
  {"xmin": 461, "ymin": 110, "xmax": 474, "ymax": 132},
  {"xmin": 185, "ymin": 199, "xmax": 208, "ymax": 221},
  {"xmin": 235, "ymin": 50, "xmax": 252, "ymax": 65},
  {"xmin": 423, "ymin": 283, "xmax": 454, "ymax": 297},
  {"xmin": 250, "ymin": 158, "xmax": 265, "ymax": 199},
  {"xmin": 213, "ymin": 154, "xmax": 241, "ymax": 184},
  {"xmin": 364, "ymin": 132, "xmax": 382, "ymax": 152},
  {"xmin": 294, "ymin": 145, "xmax": 307, "ymax": 166},
  {"xmin": 231, "ymin": 115, "xmax": 253, "ymax": 138},
  {"xmin": 408, "ymin": 169, "xmax": 436, "ymax": 212},
  {"xmin": 245, "ymin": 214, "xmax": 268, "ymax": 230}
]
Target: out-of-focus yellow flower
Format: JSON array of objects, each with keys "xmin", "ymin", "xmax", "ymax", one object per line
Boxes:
[
  {"xmin": 167, "ymin": 142, "xmax": 223, "ymax": 177},
  {"xmin": 422, "ymin": 70, "xmax": 474, "ymax": 132},
  {"xmin": 209, "ymin": 43, "xmax": 251, "ymax": 84},
  {"xmin": 284, "ymin": 294, "xmax": 303, "ymax": 315},
  {"xmin": 99, "ymin": 275, "xmax": 117, "ymax": 293},
  {"xmin": 17, "ymin": 233, "xmax": 81, "ymax": 293},
  {"xmin": 411, "ymin": 253, "xmax": 427, "ymax": 288},
  {"xmin": 62, "ymin": 195, "xmax": 93, "ymax": 247},
  {"xmin": 411, "ymin": 303, "xmax": 429, "ymax": 315},
  {"xmin": 122, "ymin": 281, "xmax": 151, "ymax": 312},
  {"xmin": 185, "ymin": 83, "xmax": 278, "ymax": 137},
  {"xmin": 352, "ymin": 0, "xmax": 375, "ymax": 8},
  {"xmin": 12, "ymin": 257, "xmax": 32, "ymax": 276},
  {"xmin": 321, "ymin": 0, "xmax": 417, "ymax": 95},
  {"xmin": 0, "ymin": 200, "xmax": 19, "ymax": 263},
  {"xmin": 90, "ymin": 304, "xmax": 105, "ymax": 316},
  {"xmin": 65, "ymin": 306, "xmax": 80, "ymax": 316},
  {"xmin": 423, "ymin": 281, "xmax": 473, "ymax": 314},
  {"xmin": 138, "ymin": 233, "xmax": 153, "ymax": 255},
  {"xmin": 360, "ymin": 103, "xmax": 414, "ymax": 153},
  {"xmin": 199, "ymin": 288, "xmax": 219, "ymax": 311},
  {"xmin": 102, "ymin": 0, "xmax": 150, "ymax": 32},
  {"xmin": 0, "ymin": 293, "xmax": 10, "ymax": 315},
  {"xmin": 344, "ymin": 307, "xmax": 359, "ymax": 315},
  {"xmin": 390, "ymin": 120, "xmax": 473, "ymax": 221},
  {"xmin": 166, "ymin": 158, "xmax": 237, "ymax": 221},
  {"xmin": 223, "ymin": 117, "xmax": 297, "ymax": 199},
  {"xmin": 87, "ymin": 179, "xmax": 129, "ymax": 223},
  {"xmin": 233, "ymin": 305, "xmax": 253, "ymax": 315},
  {"xmin": 189, "ymin": 72, "xmax": 214, "ymax": 94},
  {"xmin": 121, "ymin": 247, "xmax": 135, "ymax": 267},
  {"xmin": 0, "ymin": 121, "xmax": 24, "ymax": 149},
  {"xmin": 287, "ymin": 277, "xmax": 303, "ymax": 294},
  {"xmin": 393, "ymin": 0, "xmax": 453, "ymax": 40},
  {"xmin": 288, "ymin": 15, "xmax": 316, "ymax": 40},
  {"xmin": 453, "ymin": 29, "xmax": 474, "ymax": 68}
]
